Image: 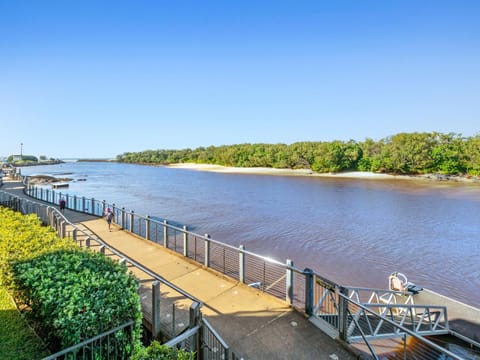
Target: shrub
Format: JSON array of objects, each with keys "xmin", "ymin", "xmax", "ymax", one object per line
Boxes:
[
  {"xmin": 132, "ymin": 341, "xmax": 194, "ymax": 360},
  {"xmin": 0, "ymin": 207, "xmax": 142, "ymax": 355},
  {"xmin": 0, "ymin": 208, "xmax": 76, "ymax": 287}
]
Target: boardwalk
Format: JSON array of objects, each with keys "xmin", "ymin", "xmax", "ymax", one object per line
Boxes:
[{"xmin": 1, "ymin": 180, "xmax": 356, "ymax": 360}]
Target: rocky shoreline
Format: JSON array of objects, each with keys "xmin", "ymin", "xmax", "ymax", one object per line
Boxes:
[{"xmin": 26, "ymin": 175, "xmax": 73, "ymax": 185}]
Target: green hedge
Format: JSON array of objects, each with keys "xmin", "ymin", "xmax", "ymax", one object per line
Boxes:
[
  {"xmin": 0, "ymin": 207, "xmax": 142, "ymax": 355},
  {"xmin": 0, "ymin": 208, "xmax": 76, "ymax": 288}
]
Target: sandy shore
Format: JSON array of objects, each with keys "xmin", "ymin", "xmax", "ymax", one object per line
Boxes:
[
  {"xmin": 166, "ymin": 163, "xmax": 418, "ymax": 180},
  {"xmin": 165, "ymin": 163, "xmax": 480, "ymax": 184}
]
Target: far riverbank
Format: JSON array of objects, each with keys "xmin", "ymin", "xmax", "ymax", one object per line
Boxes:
[{"xmin": 166, "ymin": 163, "xmax": 480, "ymax": 184}]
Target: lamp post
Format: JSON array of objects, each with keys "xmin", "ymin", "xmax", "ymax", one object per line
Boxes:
[{"xmin": 20, "ymin": 143, "xmax": 23, "ymax": 157}]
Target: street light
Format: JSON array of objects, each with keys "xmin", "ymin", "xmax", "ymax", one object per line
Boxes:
[{"xmin": 20, "ymin": 143, "xmax": 23, "ymax": 157}]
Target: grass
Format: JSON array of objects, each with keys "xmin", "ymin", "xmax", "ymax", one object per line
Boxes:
[{"xmin": 0, "ymin": 286, "xmax": 49, "ymax": 360}]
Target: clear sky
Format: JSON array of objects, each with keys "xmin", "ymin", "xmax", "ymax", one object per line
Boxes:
[{"xmin": 1, "ymin": 1, "xmax": 479, "ymax": 159}]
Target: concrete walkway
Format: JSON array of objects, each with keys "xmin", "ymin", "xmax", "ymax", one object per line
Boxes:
[{"xmin": 1, "ymin": 179, "xmax": 356, "ymax": 360}]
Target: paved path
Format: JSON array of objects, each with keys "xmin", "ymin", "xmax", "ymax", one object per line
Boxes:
[{"xmin": 1, "ymin": 179, "xmax": 356, "ymax": 360}]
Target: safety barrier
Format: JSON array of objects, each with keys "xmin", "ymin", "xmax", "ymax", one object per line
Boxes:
[
  {"xmin": 341, "ymin": 294, "xmax": 463, "ymax": 360},
  {"xmin": 24, "ymin": 182, "xmax": 308, "ymax": 309},
  {"xmin": 0, "ymin": 187, "xmax": 238, "ymax": 359},
  {"xmin": 42, "ymin": 320, "xmax": 136, "ymax": 360}
]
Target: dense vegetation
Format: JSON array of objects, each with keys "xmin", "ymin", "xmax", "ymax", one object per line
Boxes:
[
  {"xmin": 0, "ymin": 208, "xmax": 142, "ymax": 356},
  {"xmin": 117, "ymin": 132, "xmax": 480, "ymax": 176},
  {"xmin": 0, "ymin": 208, "xmax": 193, "ymax": 359}
]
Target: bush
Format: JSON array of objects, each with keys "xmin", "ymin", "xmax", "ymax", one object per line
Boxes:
[
  {"xmin": 132, "ymin": 341, "xmax": 194, "ymax": 360},
  {"xmin": 13, "ymin": 250, "xmax": 142, "ymax": 350},
  {"xmin": 0, "ymin": 207, "xmax": 142, "ymax": 355},
  {"xmin": 0, "ymin": 208, "xmax": 77, "ymax": 287}
]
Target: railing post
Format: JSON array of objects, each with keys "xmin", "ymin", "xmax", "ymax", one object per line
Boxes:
[
  {"xmin": 286, "ymin": 259, "xmax": 294, "ymax": 305},
  {"xmin": 86, "ymin": 237, "xmax": 91, "ymax": 248},
  {"xmin": 304, "ymin": 268, "xmax": 314, "ymax": 316},
  {"xmin": 152, "ymin": 281, "xmax": 161, "ymax": 338},
  {"xmin": 46, "ymin": 189, "xmax": 50, "ymax": 203},
  {"xmin": 189, "ymin": 302, "xmax": 201, "ymax": 353},
  {"xmin": 121, "ymin": 207, "xmax": 125, "ymax": 229},
  {"xmin": 61, "ymin": 221, "xmax": 66, "ymax": 238},
  {"xmin": 239, "ymin": 245, "xmax": 245, "ymax": 283},
  {"xmin": 112, "ymin": 203, "xmax": 116, "ymax": 222},
  {"xmin": 40, "ymin": 187, "xmax": 43, "ymax": 201},
  {"xmin": 73, "ymin": 195, "xmax": 77, "ymax": 211},
  {"xmin": 129, "ymin": 211, "xmax": 134, "ymax": 232},
  {"xmin": 99, "ymin": 245, "xmax": 105, "ymax": 255},
  {"xmin": 338, "ymin": 286, "xmax": 349, "ymax": 341},
  {"xmin": 91, "ymin": 198, "xmax": 95, "ymax": 215},
  {"xmin": 65, "ymin": 194, "xmax": 69, "ymax": 209},
  {"xmin": 204, "ymin": 234, "xmax": 211, "ymax": 268},
  {"xmin": 102, "ymin": 200, "xmax": 106, "ymax": 215},
  {"xmin": 183, "ymin": 225, "xmax": 188, "ymax": 256},
  {"xmin": 145, "ymin": 215, "xmax": 150, "ymax": 240},
  {"xmin": 163, "ymin": 220, "xmax": 168, "ymax": 248},
  {"xmin": 72, "ymin": 228, "xmax": 77, "ymax": 241}
]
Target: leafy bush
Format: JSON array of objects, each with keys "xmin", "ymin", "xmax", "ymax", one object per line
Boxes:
[
  {"xmin": 13, "ymin": 250, "xmax": 142, "ymax": 351},
  {"xmin": 132, "ymin": 341, "xmax": 194, "ymax": 360},
  {"xmin": 0, "ymin": 208, "xmax": 76, "ymax": 287},
  {"xmin": 0, "ymin": 207, "xmax": 142, "ymax": 355}
]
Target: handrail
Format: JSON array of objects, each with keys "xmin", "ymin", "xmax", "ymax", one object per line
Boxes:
[
  {"xmin": 340, "ymin": 293, "xmax": 463, "ymax": 360},
  {"xmin": 41, "ymin": 320, "xmax": 135, "ymax": 360},
  {"xmin": 164, "ymin": 325, "xmax": 201, "ymax": 347},
  {"xmin": 0, "ymin": 188, "xmax": 202, "ymax": 305}
]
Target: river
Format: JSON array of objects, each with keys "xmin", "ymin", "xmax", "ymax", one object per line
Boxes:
[{"xmin": 20, "ymin": 162, "xmax": 480, "ymax": 308}]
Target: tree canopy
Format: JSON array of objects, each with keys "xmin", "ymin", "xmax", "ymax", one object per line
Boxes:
[{"xmin": 117, "ymin": 132, "xmax": 480, "ymax": 176}]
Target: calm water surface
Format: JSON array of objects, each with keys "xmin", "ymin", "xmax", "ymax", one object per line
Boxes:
[{"xmin": 20, "ymin": 162, "xmax": 480, "ymax": 307}]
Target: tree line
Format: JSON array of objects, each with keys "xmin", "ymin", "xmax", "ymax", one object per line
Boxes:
[{"xmin": 117, "ymin": 132, "xmax": 480, "ymax": 176}]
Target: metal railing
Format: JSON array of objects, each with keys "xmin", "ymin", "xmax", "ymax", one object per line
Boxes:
[
  {"xmin": 347, "ymin": 303, "xmax": 449, "ymax": 340},
  {"xmin": 24, "ymin": 182, "xmax": 308, "ymax": 308},
  {"xmin": 1, "ymin": 186, "xmax": 239, "ymax": 359},
  {"xmin": 42, "ymin": 320, "xmax": 136, "ymax": 360},
  {"xmin": 0, "ymin": 189, "xmax": 202, "ymax": 342},
  {"xmin": 165, "ymin": 318, "xmax": 243, "ymax": 360},
  {"xmin": 341, "ymin": 294, "xmax": 463, "ymax": 360}
]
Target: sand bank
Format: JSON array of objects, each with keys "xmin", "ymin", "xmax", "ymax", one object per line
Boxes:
[
  {"xmin": 167, "ymin": 163, "xmax": 416, "ymax": 180},
  {"xmin": 166, "ymin": 163, "xmax": 480, "ymax": 184}
]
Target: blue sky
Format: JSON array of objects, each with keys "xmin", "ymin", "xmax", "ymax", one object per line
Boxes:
[{"xmin": 1, "ymin": 1, "xmax": 479, "ymax": 158}]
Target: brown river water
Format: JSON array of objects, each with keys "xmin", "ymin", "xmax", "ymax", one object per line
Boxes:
[{"xmin": 21, "ymin": 162, "xmax": 480, "ymax": 308}]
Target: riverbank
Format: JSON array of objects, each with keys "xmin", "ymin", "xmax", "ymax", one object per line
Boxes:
[{"xmin": 166, "ymin": 163, "xmax": 480, "ymax": 183}]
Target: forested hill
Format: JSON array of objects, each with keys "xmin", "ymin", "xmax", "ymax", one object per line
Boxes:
[{"xmin": 117, "ymin": 132, "xmax": 480, "ymax": 176}]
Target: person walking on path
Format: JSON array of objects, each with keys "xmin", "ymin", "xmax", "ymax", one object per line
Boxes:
[
  {"xmin": 59, "ymin": 198, "xmax": 66, "ymax": 214},
  {"xmin": 105, "ymin": 207, "xmax": 113, "ymax": 231}
]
